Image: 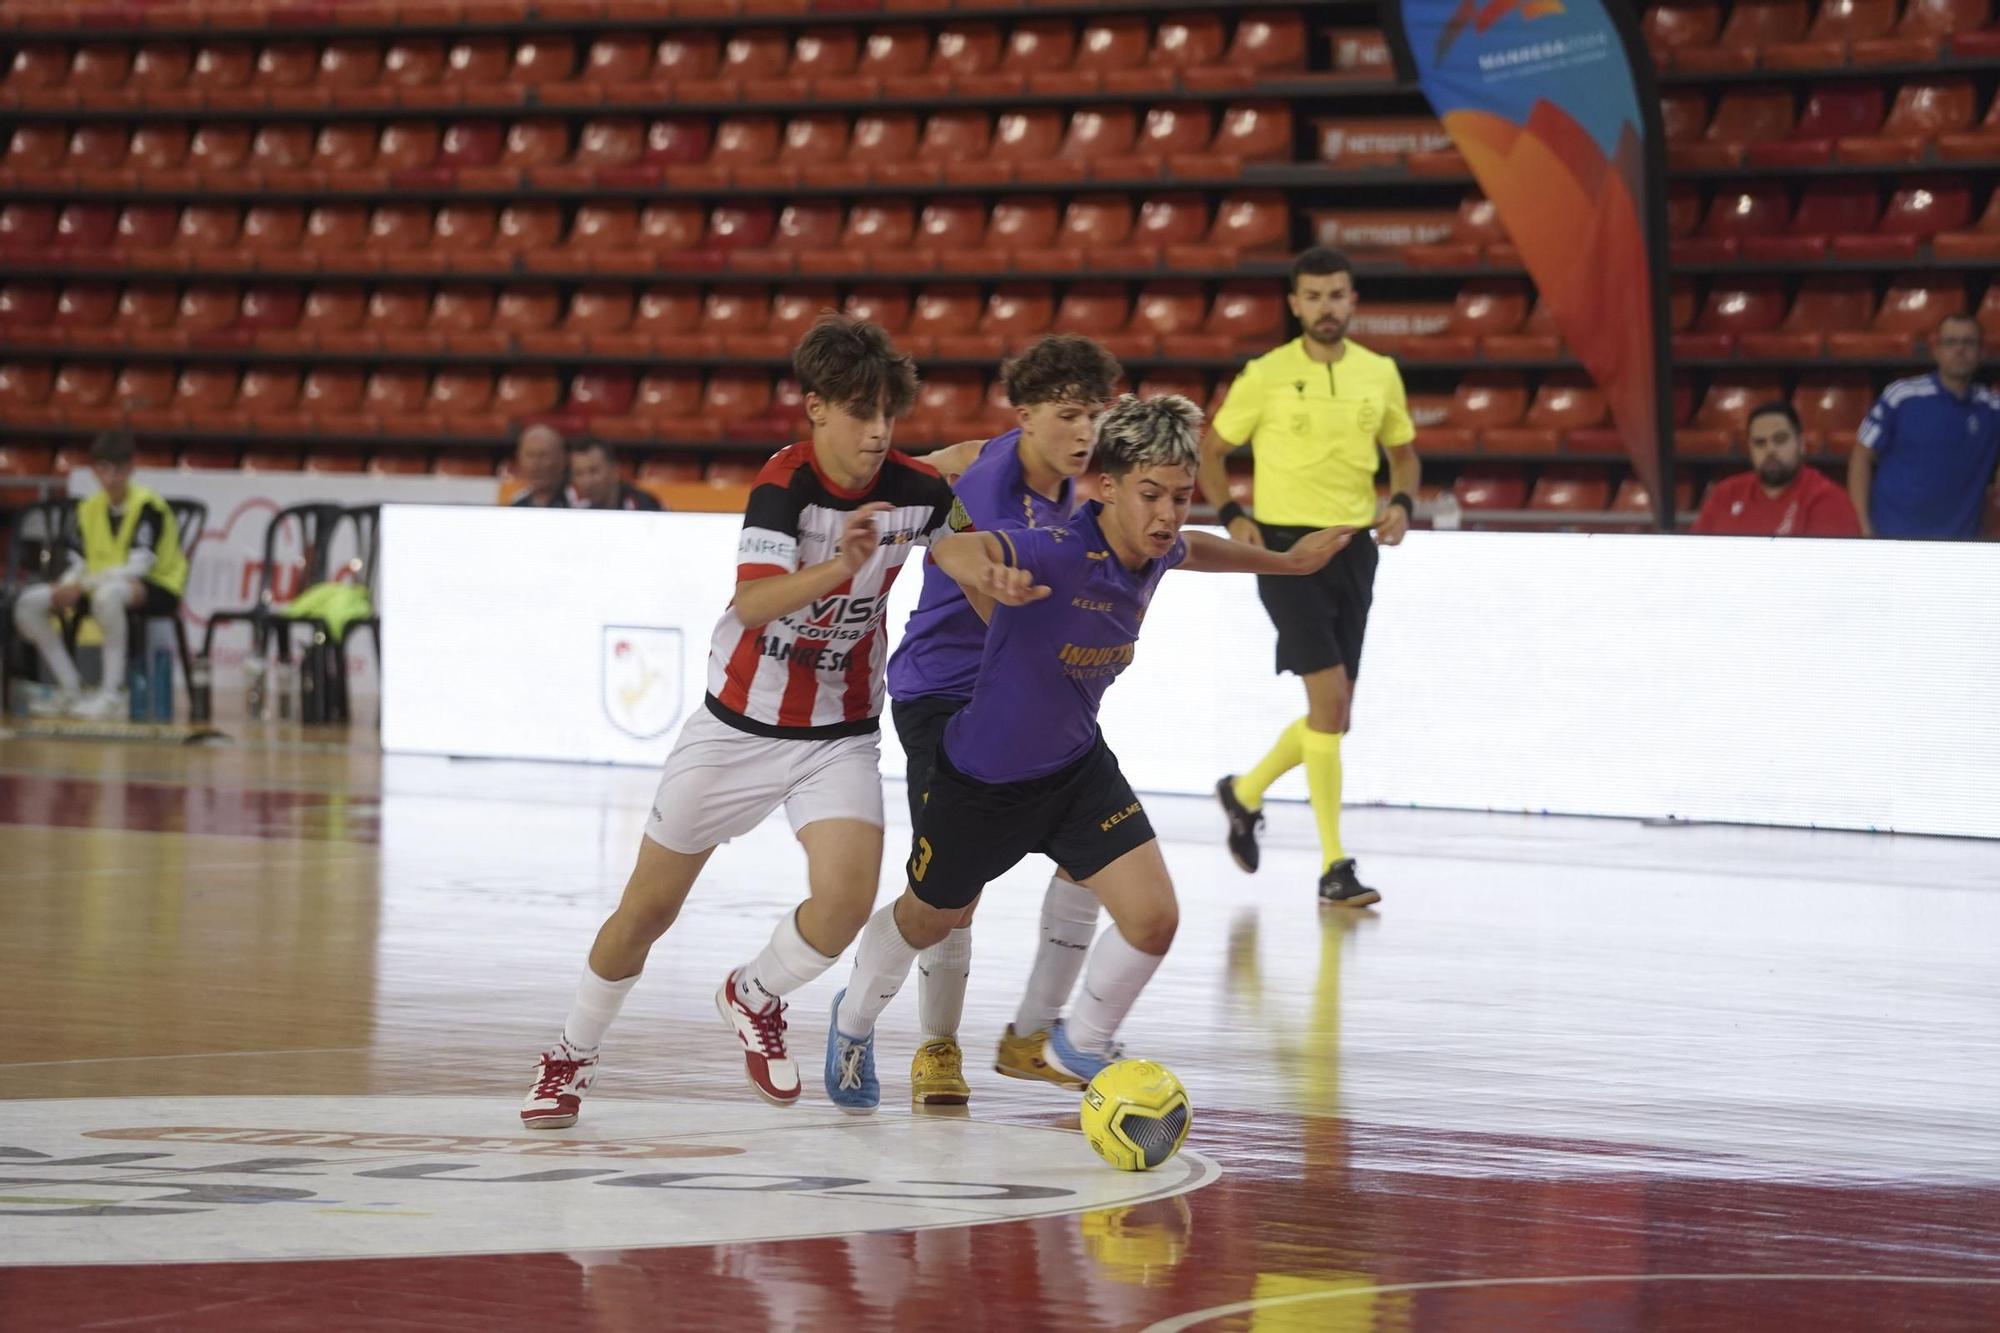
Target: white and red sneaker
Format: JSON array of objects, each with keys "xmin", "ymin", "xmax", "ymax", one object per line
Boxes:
[
  {"xmin": 521, "ymin": 1041, "xmax": 598, "ymax": 1129},
  {"xmin": 715, "ymin": 969, "xmax": 801, "ymax": 1105}
]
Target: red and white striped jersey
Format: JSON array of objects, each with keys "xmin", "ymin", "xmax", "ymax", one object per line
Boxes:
[{"xmin": 707, "ymin": 442, "xmax": 955, "ymax": 738}]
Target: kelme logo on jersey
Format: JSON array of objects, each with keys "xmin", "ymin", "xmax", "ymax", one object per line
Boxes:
[{"xmin": 602, "ymin": 626, "xmax": 685, "ymax": 740}]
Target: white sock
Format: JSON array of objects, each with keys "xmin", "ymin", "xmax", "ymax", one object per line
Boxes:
[
  {"xmin": 91, "ymin": 581, "xmax": 131, "ymax": 691},
  {"xmin": 562, "ymin": 966, "xmax": 638, "ymax": 1051},
  {"xmin": 1066, "ymin": 924, "xmax": 1164, "ymax": 1057},
  {"xmin": 916, "ymin": 927, "xmax": 972, "ymax": 1041},
  {"xmin": 11, "ymin": 584, "xmax": 83, "ymax": 693},
  {"xmin": 734, "ymin": 908, "xmax": 837, "ymax": 1012},
  {"xmin": 834, "ymin": 903, "xmax": 921, "ymax": 1039},
  {"xmin": 1013, "ymin": 875, "xmax": 1099, "ymax": 1035}
]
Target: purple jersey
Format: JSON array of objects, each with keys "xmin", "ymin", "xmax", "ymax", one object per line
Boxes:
[
  {"xmin": 886, "ymin": 429, "xmax": 1073, "ymax": 702},
  {"xmin": 943, "ymin": 503, "xmax": 1186, "ymax": 784}
]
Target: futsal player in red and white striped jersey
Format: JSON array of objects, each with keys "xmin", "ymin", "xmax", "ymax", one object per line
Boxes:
[{"xmin": 524, "ymin": 314, "xmax": 1044, "ymax": 1127}]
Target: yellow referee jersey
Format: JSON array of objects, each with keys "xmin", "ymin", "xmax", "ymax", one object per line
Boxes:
[{"xmin": 1212, "ymin": 337, "xmax": 1416, "ymax": 529}]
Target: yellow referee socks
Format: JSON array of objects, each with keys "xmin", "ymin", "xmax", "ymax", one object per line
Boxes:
[
  {"xmin": 1233, "ymin": 717, "xmax": 1306, "ymax": 811},
  {"xmin": 1301, "ymin": 726, "xmax": 1346, "ymax": 870}
]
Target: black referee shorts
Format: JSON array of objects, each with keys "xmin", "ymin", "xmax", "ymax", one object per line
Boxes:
[
  {"xmin": 1254, "ymin": 525, "xmax": 1379, "ymax": 679},
  {"xmin": 890, "ymin": 693, "xmax": 967, "ymax": 827},
  {"xmin": 906, "ymin": 733, "xmax": 1153, "ymax": 911}
]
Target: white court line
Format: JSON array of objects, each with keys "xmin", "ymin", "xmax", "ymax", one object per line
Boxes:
[
  {"xmin": 0, "ymin": 1047, "xmax": 368, "ymax": 1070},
  {"xmin": 1142, "ymin": 1272, "xmax": 2000, "ymax": 1332}
]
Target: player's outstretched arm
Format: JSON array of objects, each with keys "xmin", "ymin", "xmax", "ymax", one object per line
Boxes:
[
  {"xmin": 732, "ymin": 502, "xmax": 888, "ymax": 626},
  {"xmin": 930, "ymin": 531, "xmax": 1052, "ymax": 612},
  {"xmin": 1179, "ymin": 527, "xmax": 1353, "ymax": 576}
]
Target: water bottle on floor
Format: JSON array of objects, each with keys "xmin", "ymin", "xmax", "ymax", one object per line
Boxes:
[
  {"xmin": 150, "ymin": 647, "xmax": 172, "ymax": 722},
  {"xmin": 246, "ymin": 654, "xmax": 267, "ymax": 721},
  {"xmin": 128, "ymin": 657, "xmax": 148, "ymax": 723}
]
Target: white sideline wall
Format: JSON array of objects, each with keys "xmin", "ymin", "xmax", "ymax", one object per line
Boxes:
[{"xmin": 379, "ymin": 505, "xmax": 2000, "ymax": 839}]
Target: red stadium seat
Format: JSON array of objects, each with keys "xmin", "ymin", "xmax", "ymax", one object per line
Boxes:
[
  {"xmin": 129, "ymin": 42, "xmax": 193, "ymax": 95},
  {"xmin": 917, "ymin": 111, "xmax": 992, "ymax": 173},
  {"xmin": 1678, "ymin": 0, "xmax": 1809, "ymax": 72},
  {"xmin": 319, "ymin": 40, "xmax": 384, "ymax": 95},
  {"xmin": 1829, "ymin": 277, "xmax": 1968, "ymax": 357},
  {"xmin": 846, "ymin": 113, "xmax": 923, "ymax": 186},
  {"xmin": 1528, "ymin": 468, "xmax": 1613, "ymax": 515},
  {"xmin": 256, "ymin": 41, "xmax": 320, "ymax": 93},
  {"xmin": 498, "ymin": 203, "xmax": 563, "ymax": 253},
  {"xmin": 1680, "ymin": 374, "xmax": 1787, "ymax": 455},
  {"xmin": 1688, "ymin": 279, "xmax": 1788, "ymax": 355},
  {"xmin": 445, "ymin": 38, "xmax": 510, "ymax": 88},
  {"xmin": 1644, "ymin": 1, "xmax": 1724, "ymax": 61},
  {"xmin": 1936, "ymin": 188, "xmax": 2000, "ymax": 260},
  {"xmin": 496, "ymin": 367, "xmax": 562, "ymax": 419},
  {"xmin": 1878, "ymin": 177, "xmax": 1974, "ymax": 237},
  {"xmin": 1748, "ymin": 85, "xmax": 1884, "ymax": 167},
  {"xmin": 932, "ymin": 22, "xmax": 1003, "ymax": 81},
  {"xmin": 855, "ymin": 26, "xmax": 932, "ymax": 92},
  {"xmin": 383, "ymin": 39, "xmax": 446, "ymax": 90},
  {"xmin": 843, "ymin": 285, "xmax": 911, "ymax": 334},
  {"xmin": 1454, "ymin": 469, "xmax": 1529, "ymax": 512},
  {"xmin": 1840, "ymin": 79, "xmax": 1977, "ymax": 163},
  {"xmin": 1855, "ymin": 0, "xmax": 1990, "ymax": 62},
  {"xmin": 1156, "ymin": 15, "xmax": 1228, "ymax": 68},
  {"xmin": 916, "ymin": 197, "xmax": 987, "ymax": 263},
  {"xmin": 54, "ymin": 203, "xmax": 115, "ymax": 251},
  {"xmin": 1763, "ymin": 0, "xmax": 1898, "ymax": 68},
  {"xmin": 238, "ymin": 366, "xmax": 302, "ymax": 417},
  {"xmin": 365, "ymin": 368, "xmax": 430, "ymax": 419},
  {"xmin": 654, "ymin": 31, "xmax": 722, "ymax": 83},
  {"xmin": 790, "ymin": 28, "xmax": 859, "ymax": 81},
  {"xmin": 989, "ymin": 195, "xmax": 1060, "ymax": 254},
  {"xmin": 495, "ymin": 285, "xmax": 561, "ymax": 339},
  {"xmin": 909, "ymin": 285, "xmax": 983, "ymax": 346},
  {"xmin": 1794, "ymin": 370, "xmax": 1873, "ymax": 454},
  {"xmin": 1675, "ymin": 87, "xmax": 1794, "ymax": 169},
  {"xmin": 1740, "ymin": 275, "xmax": 1877, "ymax": 356},
  {"xmin": 1227, "ymin": 12, "xmax": 1307, "ymax": 69}
]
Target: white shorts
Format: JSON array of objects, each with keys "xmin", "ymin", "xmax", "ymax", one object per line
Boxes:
[{"xmin": 643, "ymin": 706, "xmax": 886, "ymax": 854}]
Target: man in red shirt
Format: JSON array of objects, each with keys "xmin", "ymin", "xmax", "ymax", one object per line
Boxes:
[{"xmin": 1693, "ymin": 400, "xmax": 1862, "ymax": 538}]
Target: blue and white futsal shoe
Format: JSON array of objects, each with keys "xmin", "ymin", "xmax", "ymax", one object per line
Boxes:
[
  {"xmin": 823, "ymin": 990, "xmax": 880, "ymax": 1114},
  {"xmin": 1041, "ymin": 1019, "xmax": 1115, "ymax": 1087}
]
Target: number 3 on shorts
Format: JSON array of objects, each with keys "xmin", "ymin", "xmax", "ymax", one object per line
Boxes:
[{"xmin": 912, "ymin": 837, "xmax": 934, "ymax": 882}]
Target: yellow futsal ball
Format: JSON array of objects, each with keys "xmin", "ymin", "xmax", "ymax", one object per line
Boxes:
[{"xmin": 1080, "ymin": 1060, "xmax": 1191, "ymax": 1171}]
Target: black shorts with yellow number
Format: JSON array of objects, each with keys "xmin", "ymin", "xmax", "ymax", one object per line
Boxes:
[
  {"xmin": 907, "ymin": 732, "xmax": 1153, "ymax": 911},
  {"xmin": 890, "ymin": 693, "xmax": 968, "ymax": 827},
  {"xmin": 1255, "ymin": 525, "xmax": 1378, "ymax": 679}
]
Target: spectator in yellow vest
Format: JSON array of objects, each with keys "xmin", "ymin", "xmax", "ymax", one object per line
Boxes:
[{"xmin": 10, "ymin": 431, "xmax": 188, "ymax": 719}]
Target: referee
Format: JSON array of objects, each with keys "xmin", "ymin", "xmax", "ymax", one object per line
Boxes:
[{"xmin": 1197, "ymin": 246, "xmax": 1419, "ymax": 908}]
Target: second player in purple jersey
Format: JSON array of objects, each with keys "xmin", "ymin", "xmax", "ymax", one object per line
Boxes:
[
  {"xmin": 885, "ymin": 427, "xmax": 1072, "ymax": 703},
  {"xmin": 943, "ymin": 505, "xmax": 1185, "ymax": 784}
]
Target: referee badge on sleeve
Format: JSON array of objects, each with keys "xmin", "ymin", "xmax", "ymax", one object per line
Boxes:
[{"xmin": 603, "ymin": 626, "xmax": 686, "ymax": 740}]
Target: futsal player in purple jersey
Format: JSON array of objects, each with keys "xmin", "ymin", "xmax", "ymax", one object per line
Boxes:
[
  {"xmin": 886, "ymin": 335, "xmax": 1124, "ymax": 1106},
  {"xmin": 822, "ymin": 394, "xmax": 1354, "ymax": 1111}
]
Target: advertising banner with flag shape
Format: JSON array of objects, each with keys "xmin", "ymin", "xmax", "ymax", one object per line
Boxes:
[{"xmin": 1383, "ymin": 0, "xmax": 1677, "ymax": 527}]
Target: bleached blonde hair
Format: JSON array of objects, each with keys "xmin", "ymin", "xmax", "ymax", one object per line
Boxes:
[{"xmin": 1095, "ymin": 393, "xmax": 1204, "ymax": 476}]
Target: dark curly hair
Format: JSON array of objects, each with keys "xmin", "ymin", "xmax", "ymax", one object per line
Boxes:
[
  {"xmin": 793, "ymin": 312, "xmax": 920, "ymax": 419},
  {"xmin": 1001, "ymin": 334, "xmax": 1123, "ymax": 409}
]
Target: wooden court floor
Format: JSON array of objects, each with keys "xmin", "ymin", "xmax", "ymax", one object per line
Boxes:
[{"xmin": 2, "ymin": 729, "xmax": 1997, "ymax": 1331}]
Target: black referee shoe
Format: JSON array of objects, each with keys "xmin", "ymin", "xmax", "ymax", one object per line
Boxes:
[
  {"xmin": 1215, "ymin": 776, "xmax": 1264, "ymax": 873},
  {"xmin": 1318, "ymin": 859, "xmax": 1381, "ymax": 908}
]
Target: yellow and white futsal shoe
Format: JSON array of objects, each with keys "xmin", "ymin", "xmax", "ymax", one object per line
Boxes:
[
  {"xmin": 910, "ymin": 1037, "xmax": 971, "ymax": 1105},
  {"xmin": 994, "ymin": 1023, "xmax": 1082, "ymax": 1089}
]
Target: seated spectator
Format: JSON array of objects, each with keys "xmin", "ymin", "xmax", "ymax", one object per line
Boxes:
[
  {"xmin": 1694, "ymin": 401, "xmax": 1861, "ymax": 538},
  {"xmin": 569, "ymin": 439, "xmax": 664, "ymax": 512},
  {"xmin": 508, "ymin": 424, "xmax": 575, "ymax": 508},
  {"xmin": 9, "ymin": 431, "xmax": 189, "ymax": 718},
  {"xmin": 1849, "ymin": 315, "xmax": 2000, "ymax": 539}
]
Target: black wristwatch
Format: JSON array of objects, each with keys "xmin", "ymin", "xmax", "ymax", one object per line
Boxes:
[
  {"xmin": 1388, "ymin": 492, "xmax": 1415, "ymax": 519},
  {"xmin": 1218, "ymin": 501, "xmax": 1248, "ymax": 528}
]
